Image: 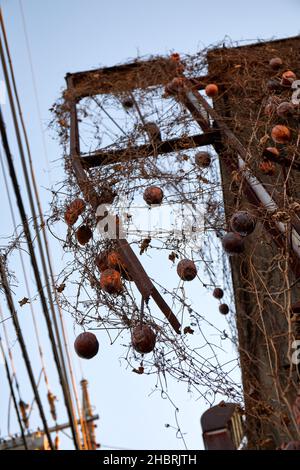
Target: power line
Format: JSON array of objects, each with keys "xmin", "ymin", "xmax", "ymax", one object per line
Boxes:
[
  {"xmin": 0, "ymin": 7, "xmax": 86, "ymax": 447},
  {"xmin": 0, "ymin": 335, "xmax": 28, "ymax": 449},
  {"xmin": 0, "ymin": 254, "xmax": 53, "ymax": 449},
  {"xmin": 0, "ymin": 5, "xmax": 99, "ymax": 450},
  {"xmin": 0, "ymin": 21, "xmax": 81, "ymax": 449},
  {"xmin": 0, "ymin": 146, "xmax": 57, "ymax": 423},
  {"xmin": 18, "ymin": 0, "xmax": 52, "ymax": 183},
  {"xmin": 0, "ymin": 301, "xmax": 31, "ymax": 431}
]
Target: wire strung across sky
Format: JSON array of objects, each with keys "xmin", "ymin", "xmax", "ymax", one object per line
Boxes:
[{"xmin": 0, "ymin": 8, "xmax": 94, "ymax": 450}]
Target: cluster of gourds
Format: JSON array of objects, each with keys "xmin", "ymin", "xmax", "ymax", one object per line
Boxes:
[
  {"xmin": 260, "ymin": 57, "xmax": 298, "ymax": 175},
  {"xmin": 64, "ymin": 188, "xmax": 165, "ymax": 359}
]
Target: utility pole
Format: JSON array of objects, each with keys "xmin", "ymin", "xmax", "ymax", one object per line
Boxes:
[
  {"xmin": 61, "ymin": 36, "xmax": 300, "ymax": 449},
  {"xmin": 201, "ymin": 37, "xmax": 300, "ymax": 448},
  {"xmin": 81, "ymin": 379, "xmax": 99, "ymax": 450}
]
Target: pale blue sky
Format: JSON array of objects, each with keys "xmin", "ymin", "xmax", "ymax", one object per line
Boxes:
[{"xmin": 0, "ymin": 0, "xmax": 300, "ymax": 451}]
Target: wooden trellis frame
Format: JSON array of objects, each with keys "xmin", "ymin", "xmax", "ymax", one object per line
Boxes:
[{"xmin": 65, "ymin": 58, "xmax": 219, "ymax": 335}]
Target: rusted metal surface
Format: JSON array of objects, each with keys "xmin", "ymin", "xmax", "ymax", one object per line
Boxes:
[
  {"xmin": 81, "ymin": 131, "xmax": 220, "ymax": 168},
  {"xmin": 201, "ymin": 403, "xmax": 244, "ymax": 450},
  {"xmin": 66, "ymin": 75, "xmax": 181, "ymax": 334}
]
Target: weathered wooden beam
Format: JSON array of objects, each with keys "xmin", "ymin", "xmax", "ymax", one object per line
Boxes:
[
  {"xmin": 65, "ymin": 58, "xmax": 180, "ymax": 99},
  {"xmin": 65, "ymin": 59, "xmax": 209, "ymax": 100},
  {"xmin": 80, "ymin": 131, "xmax": 220, "ymax": 168}
]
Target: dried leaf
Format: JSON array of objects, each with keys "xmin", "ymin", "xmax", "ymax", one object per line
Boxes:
[
  {"xmin": 140, "ymin": 238, "xmax": 151, "ymax": 255},
  {"xmin": 168, "ymin": 251, "xmax": 178, "ymax": 263},
  {"xmin": 183, "ymin": 326, "xmax": 194, "ymax": 335},
  {"xmin": 132, "ymin": 366, "xmax": 144, "ymax": 375},
  {"xmin": 56, "ymin": 283, "xmax": 66, "ymax": 293},
  {"xmin": 18, "ymin": 297, "xmax": 29, "ymax": 307}
]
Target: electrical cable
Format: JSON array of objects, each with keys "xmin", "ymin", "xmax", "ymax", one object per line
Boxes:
[
  {"xmin": 0, "ymin": 254, "xmax": 53, "ymax": 449},
  {"xmin": 1, "ymin": 7, "xmax": 90, "ymax": 448},
  {"xmin": 17, "ymin": 0, "xmax": 52, "ymax": 183},
  {"xmin": 0, "ymin": 335, "xmax": 28, "ymax": 449},
  {"xmin": 0, "ymin": 146, "xmax": 56, "ymax": 422},
  {"xmin": 0, "ymin": 303, "xmax": 23, "ymax": 403}
]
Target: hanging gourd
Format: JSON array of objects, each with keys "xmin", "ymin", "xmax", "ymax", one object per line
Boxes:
[
  {"xmin": 177, "ymin": 259, "xmax": 197, "ymax": 281},
  {"xmin": 74, "ymin": 332, "xmax": 99, "ymax": 359},
  {"xmin": 132, "ymin": 324, "xmax": 156, "ymax": 354}
]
